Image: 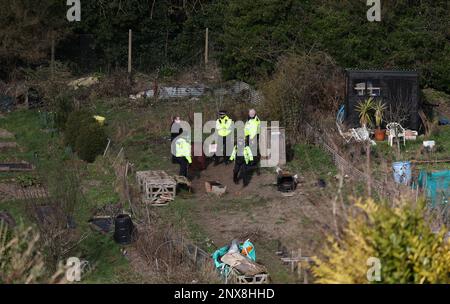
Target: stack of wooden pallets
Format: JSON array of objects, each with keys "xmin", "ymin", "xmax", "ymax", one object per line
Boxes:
[{"xmin": 136, "ymin": 170, "xmax": 177, "ymax": 206}]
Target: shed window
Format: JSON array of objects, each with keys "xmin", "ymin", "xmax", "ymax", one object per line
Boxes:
[{"xmin": 353, "ymin": 80, "xmax": 381, "ymax": 97}]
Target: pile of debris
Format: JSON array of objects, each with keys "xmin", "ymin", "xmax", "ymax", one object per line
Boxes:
[
  {"xmin": 0, "ymin": 82, "xmax": 44, "ymax": 112},
  {"xmin": 130, "ymin": 85, "xmax": 206, "ymax": 100},
  {"xmin": 212, "ymin": 239, "xmax": 268, "ymax": 284}
]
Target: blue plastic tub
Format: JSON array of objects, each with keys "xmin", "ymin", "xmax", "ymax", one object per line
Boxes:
[{"xmin": 392, "ymin": 161, "xmax": 412, "ymax": 185}]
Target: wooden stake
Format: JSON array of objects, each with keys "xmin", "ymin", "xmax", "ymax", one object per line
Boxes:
[
  {"xmin": 103, "ymin": 139, "xmax": 111, "ymax": 157},
  {"xmin": 128, "ymin": 29, "xmax": 132, "ymax": 74},
  {"xmin": 51, "ymin": 31, "xmax": 55, "ymax": 80},
  {"xmin": 204, "ymin": 28, "xmax": 209, "ymax": 66}
]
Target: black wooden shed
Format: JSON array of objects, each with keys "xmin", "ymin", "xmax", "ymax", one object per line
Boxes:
[{"xmin": 345, "ymin": 69, "xmax": 420, "ymax": 130}]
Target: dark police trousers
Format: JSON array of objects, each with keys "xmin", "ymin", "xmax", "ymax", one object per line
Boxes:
[
  {"xmin": 175, "ymin": 157, "xmax": 189, "ymax": 177},
  {"xmin": 233, "ymin": 157, "xmax": 251, "ymax": 186},
  {"xmin": 215, "ymin": 135, "xmax": 231, "ymax": 165}
]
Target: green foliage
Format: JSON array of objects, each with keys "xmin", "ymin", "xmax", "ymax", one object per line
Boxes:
[
  {"xmin": 219, "ymin": 0, "xmax": 304, "ymax": 81},
  {"xmin": 312, "ymin": 198, "xmax": 450, "ymax": 284},
  {"xmin": 0, "ymin": 0, "xmax": 68, "ymax": 78},
  {"xmin": 64, "ymin": 110, "xmax": 95, "ymax": 148},
  {"xmin": 218, "ymin": 0, "xmax": 449, "ymax": 91},
  {"xmin": 64, "ymin": 0, "xmax": 210, "ymax": 72},
  {"xmin": 16, "ymin": 174, "xmax": 40, "ymax": 188},
  {"xmin": 64, "ymin": 110, "xmax": 107, "ymax": 163},
  {"xmin": 289, "ymin": 144, "xmax": 336, "ymax": 178},
  {"xmin": 374, "ymin": 101, "xmax": 387, "ymax": 128},
  {"xmin": 355, "ymin": 97, "xmax": 375, "ymax": 128},
  {"xmin": 54, "ymin": 93, "xmax": 74, "ymax": 130},
  {"xmin": 75, "ymin": 123, "xmax": 108, "ymax": 163}
]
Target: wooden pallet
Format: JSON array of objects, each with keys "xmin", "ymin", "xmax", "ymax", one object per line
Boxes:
[{"xmin": 136, "ymin": 170, "xmax": 176, "ymax": 206}]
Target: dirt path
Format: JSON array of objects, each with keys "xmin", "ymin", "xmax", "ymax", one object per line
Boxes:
[
  {"xmin": 186, "ymin": 162, "xmax": 335, "ymax": 282},
  {"xmin": 0, "ymin": 128, "xmax": 14, "ymax": 139}
]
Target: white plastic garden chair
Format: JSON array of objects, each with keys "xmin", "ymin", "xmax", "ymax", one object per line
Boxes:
[{"xmin": 386, "ymin": 122, "xmax": 406, "ymax": 147}]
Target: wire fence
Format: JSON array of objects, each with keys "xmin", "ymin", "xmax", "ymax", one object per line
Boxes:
[
  {"xmin": 303, "ymin": 122, "xmax": 413, "ymax": 200},
  {"xmin": 55, "ymin": 31, "xmax": 212, "ymax": 75}
]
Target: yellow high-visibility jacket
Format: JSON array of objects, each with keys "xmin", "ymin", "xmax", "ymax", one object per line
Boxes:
[
  {"xmin": 244, "ymin": 116, "xmax": 260, "ymax": 139},
  {"xmin": 216, "ymin": 115, "xmax": 233, "ymax": 137},
  {"xmin": 230, "ymin": 145, "xmax": 253, "ymax": 164},
  {"xmin": 175, "ymin": 137, "xmax": 192, "ymax": 163}
]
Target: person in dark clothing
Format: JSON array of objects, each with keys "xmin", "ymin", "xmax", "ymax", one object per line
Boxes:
[
  {"xmin": 175, "ymin": 155, "xmax": 189, "ymax": 177},
  {"xmin": 230, "ymin": 137, "xmax": 254, "ymax": 187},
  {"xmin": 170, "ymin": 116, "xmax": 181, "ymax": 164}
]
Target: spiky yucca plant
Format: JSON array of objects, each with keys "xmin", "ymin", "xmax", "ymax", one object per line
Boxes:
[
  {"xmin": 355, "ymin": 97, "xmax": 375, "ymax": 128},
  {"xmin": 374, "ymin": 101, "xmax": 387, "ymax": 130}
]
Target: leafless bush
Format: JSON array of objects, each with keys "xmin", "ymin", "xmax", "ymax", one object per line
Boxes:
[
  {"xmin": 90, "ymin": 71, "xmax": 132, "ymax": 99},
  {"xmin": 23, "ymin": 161, "xmax": 87, "ymax": 270},
  {"xmin": 261, "ymin": 52, "xmax": 344, "ymax": 142},
  {"xmin": 385, "ymin": 87, "xmax": 413, "ymax": 126},
  {"xmin": 134, "ymin": 221, "xmax": 219, "ymax": 283},
  {"xmin": 0, "ymin": 223, "xmax": 66, "ymax": 284}
]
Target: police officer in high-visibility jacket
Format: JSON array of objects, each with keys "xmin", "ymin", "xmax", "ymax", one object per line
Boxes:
[
  {"xmin": 174, "ymin": 129, "xmax": 192, "ymax": 177},
  {"xmin": 215, "ymin": 110, "xmax": 234, "ymax": 165},
  {"xmin": 245, "ymin": 109, "xmax": 261, "ymax": 173},
  {"xmin": 230, "ymin": 137, "xmax": 254, "ymax": 187},
  {"xmin": 245, "ymin": 108, "xmax": 260, "ymax": 146}
]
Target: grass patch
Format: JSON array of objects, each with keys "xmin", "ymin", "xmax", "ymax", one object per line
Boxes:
[
  {"xmin": 159, "ymin": 198, "xmax": 214, "ymax": 253},
  {"xmin": 288, "ymin": 144, "xmax": 337, "ymax": 179},
  {"xmin": 0, "ymin": 109, "xmax": 131, "ymax": 283}
]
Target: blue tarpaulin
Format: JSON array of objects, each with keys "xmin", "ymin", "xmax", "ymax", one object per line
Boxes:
[{"xmin": 418, "ymin": 170, "xmax": 450, "ymax": 207}]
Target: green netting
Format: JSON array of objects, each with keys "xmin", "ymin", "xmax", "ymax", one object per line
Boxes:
[{"xmin": 418, "ymin": 170, "xmax": 450, "ymax": 207}]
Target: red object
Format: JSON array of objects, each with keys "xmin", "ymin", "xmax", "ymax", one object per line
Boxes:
[
  {"xmin": 191, "ymin": 143, "xmax": 206, "ymax": 171},
  {"xmin": 374, "ymin": 129, "xmax": 386, "ymax": 141}
]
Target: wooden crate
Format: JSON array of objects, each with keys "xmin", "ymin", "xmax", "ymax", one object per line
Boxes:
[
  {"xmin": 136, "ymin": 170, "xmax": 176, "ymax": 206},
  {"xmin": 232, "ymin": 273, "xmax": 269, "ymax": 284}
]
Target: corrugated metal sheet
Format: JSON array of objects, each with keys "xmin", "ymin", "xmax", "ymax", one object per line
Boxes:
[{"xmin": 148, "ymin": 86, "xmax": 206, "ymax": 99}]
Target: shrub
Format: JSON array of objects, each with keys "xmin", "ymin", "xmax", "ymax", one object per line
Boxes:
[
  {"xmin": 54, "ymin": 92, "xmax": 74, "ymax": 130},
  {"xmin": 261, "ymin": 52, "xmax": 344, "ymax": 141},
  {"xmin": 311, "ymin": 198, "xmax": 450, "ymax": 284},
  {"xmin": 64, "ymin": 110, "xmax": 107, "ymax": 163},
  {"xmin": 64, "ymin": 110, "xmax": 95, "ymax": 148},
  {"xmin": 75, "ymin": 123, "xmax": 108, "ymax": 163}
]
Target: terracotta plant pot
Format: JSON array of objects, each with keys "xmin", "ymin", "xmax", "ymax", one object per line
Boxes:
[{"xmin": 374, "ymin": 128, "xmax": 386, "ymax": 141}]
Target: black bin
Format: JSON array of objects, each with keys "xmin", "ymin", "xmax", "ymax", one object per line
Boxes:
[
  {"xmin": 277, "ymin": 175, "xmax": 296, "ymax": 192},
  {"xmin": 114, "ymin": 214, "xmax": 135, "ymax": 245}
]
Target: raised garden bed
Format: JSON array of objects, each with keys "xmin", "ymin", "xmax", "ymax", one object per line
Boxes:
[{"xmin": 0, "ymin": 162, "xmax": 34, "ymax": 172}]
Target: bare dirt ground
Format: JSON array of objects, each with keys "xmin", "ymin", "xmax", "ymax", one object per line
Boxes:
[
  {"xmin": 186, "ymin": 162, "xmax": 337, "ymax": 282},
  {"xmin": 0, "ymin": 128, "xmax": 14, "ymax": 139}
]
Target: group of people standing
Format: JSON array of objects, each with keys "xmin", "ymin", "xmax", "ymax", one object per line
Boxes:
[{"xmin": 171, "ymin": 109, "xmax": 261, "ymax": 187}]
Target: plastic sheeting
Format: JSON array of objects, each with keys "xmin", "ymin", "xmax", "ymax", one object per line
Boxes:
[
  {"xmin": 212, "ymin": 239, "xmax": 257, "ymax": 277},
  {"xmin": 418, "ymin": 170, "xmax": 450, "ymax": 207}
]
